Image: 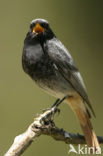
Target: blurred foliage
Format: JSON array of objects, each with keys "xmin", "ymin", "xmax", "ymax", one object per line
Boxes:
[{"xmin": 0, "ymin": 0, "xmax": 103, "ymax": 155}]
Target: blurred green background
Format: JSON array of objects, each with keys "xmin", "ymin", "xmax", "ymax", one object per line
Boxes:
[{"xmin": 0, "ymin": 0, "xmax": 103, "ymax": 155}]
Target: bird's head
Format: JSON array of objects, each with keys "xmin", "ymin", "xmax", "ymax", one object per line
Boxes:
[{"xmin": 25, "ymin": 19, "xmax": 55, "ymax": 43}]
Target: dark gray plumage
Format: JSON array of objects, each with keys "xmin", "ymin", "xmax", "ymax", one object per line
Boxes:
[{"xmin": 22, "ymin": 18, "xmax": 95, "ymax": 117}]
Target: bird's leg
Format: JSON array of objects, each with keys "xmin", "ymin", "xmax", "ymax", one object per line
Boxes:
[
  {"xmin": 42, "ymin": 98, "xmax": 60, "ymax": 112},
  {"xmin": 51, "ymin": 95, "xmax": 68, "ymax": 117},
  {"xmin": 51, "ymin": 98, "xmax": 60, "ymax": 108},
  {"xmin": 41, "ymin": 99, "xmax": 60, "ymax": 124},
  {"xmin": 50, "ymin": 98, "xmax": 60, "ymax": 115},
  {"xmin": 43, "ymin": 96, "xmax": 68, "ymax": 113},
  {"xmin": 51, "ymin": 96, "xmax": 68, "ymax": 108},
  {"xmin": 41, "ymin": 96, "xmax": 68, "ymax": 124}
]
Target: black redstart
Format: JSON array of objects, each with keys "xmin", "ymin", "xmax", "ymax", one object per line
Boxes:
[{"xmin": 22, "ymin": 19, "xmax": 99, "ymax": 149}]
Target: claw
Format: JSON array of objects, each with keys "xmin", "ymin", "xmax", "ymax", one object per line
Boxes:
[{"xmin": 56, "ymin": 108, "xmax": 60, "ymax": 115}]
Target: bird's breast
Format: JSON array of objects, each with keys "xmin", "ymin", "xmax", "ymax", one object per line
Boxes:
[
  {"xmin": 22, "ymin": 43, "xmax": 55, "ymax": 80},
  {"xmin": 22, "ymin": 42, "xmax": 74, "ymax": 99}
]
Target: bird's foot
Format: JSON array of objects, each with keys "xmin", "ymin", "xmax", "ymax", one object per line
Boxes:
[
  {"xmin": 40, "ymin": 96, "xmax": 68, "ymax": 125},
  {"xmin": 40, "ymin": 106, "xmax": 60, "ymax": 127}
]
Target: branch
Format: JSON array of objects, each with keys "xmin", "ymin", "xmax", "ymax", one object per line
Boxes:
[{"xmin": 4, "ymin": 106, "xmax": 103, "ymax": 156}]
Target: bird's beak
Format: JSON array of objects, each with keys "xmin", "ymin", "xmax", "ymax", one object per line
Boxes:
[{"xmin": 33, "ymin": 23, "xmax": 44, "ymax": 34}]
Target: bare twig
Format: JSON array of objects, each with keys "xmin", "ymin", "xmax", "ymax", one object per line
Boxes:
[{"xmin": 4, "ymin": 106, "xmax": 103, "ymax": 156}]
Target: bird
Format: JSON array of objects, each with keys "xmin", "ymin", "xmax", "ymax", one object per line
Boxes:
[{"xmin": 22, "ymin": 18, "xmax": 99, "ymax": 149}]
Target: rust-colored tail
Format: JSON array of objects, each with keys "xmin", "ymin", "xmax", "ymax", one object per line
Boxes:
[
  {"xmin": 66, "ymin": 94, "xmax": 99, "ymax": 150},
  {"xmin": 79, "ymin": 113, "xmax": 99, "ymax": 148}
]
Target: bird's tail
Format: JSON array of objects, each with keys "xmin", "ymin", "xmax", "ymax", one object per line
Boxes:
[{"xmin": 66, "ymin": 94, "xmax": 99, "ymax": 151}]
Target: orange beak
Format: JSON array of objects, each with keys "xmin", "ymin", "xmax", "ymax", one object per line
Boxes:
[{"xmin": 33, "ymin": 22, "xmax": 44, "ymax": 34}]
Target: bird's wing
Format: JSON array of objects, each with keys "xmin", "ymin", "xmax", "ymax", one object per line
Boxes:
[{"xmin": 45, "ymin": 38, "xmax": 95, "ymax": 117}]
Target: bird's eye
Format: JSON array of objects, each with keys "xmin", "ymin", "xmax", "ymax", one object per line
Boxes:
[
  {"xmin": 30, "ymin": 23, "xmax": 35, "ymax": 29},
  {"xmin": 40, "ymin": 23, "xmax": 49, "ymax": 28}
]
